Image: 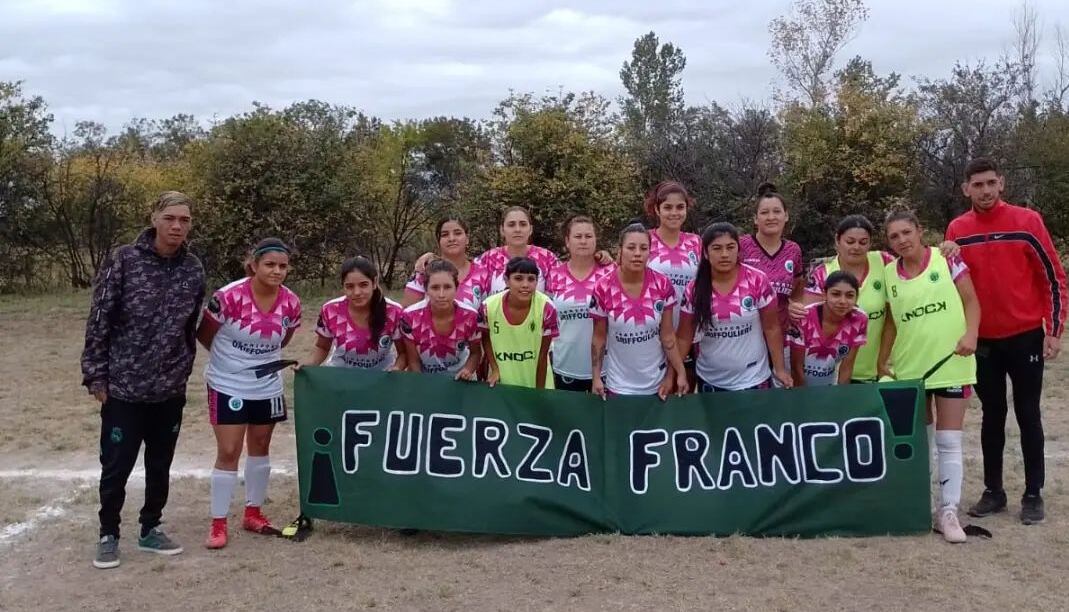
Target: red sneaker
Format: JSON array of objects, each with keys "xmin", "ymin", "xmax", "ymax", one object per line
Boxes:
[
  {"xmin": 205, "ymin": 518, "xmax": 227, "ymax": 549},
  {"xmin": 242, "ymin": 506, "xmax": 280, "ymax": 535}
]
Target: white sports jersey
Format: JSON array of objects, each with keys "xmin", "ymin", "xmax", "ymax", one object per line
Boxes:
[
  {"xmin": 681, "ymin": 265, "xmax": 775, "ymax": 390},
  {"xmin": 476, "ymin": 245, "xmax": 559, "ymax": 295},
  {"xmin": 314, "ymin": 297, "xmax": 403, "ymax": 369},
  {"xmin": 400, "ymin": 300, "xmax": 482, "ymax": 375},
  {"xmin": 647, "ymin": 230, "xmax": 701, "ymax": 329},
  {"xmin": 787, "ymin": 303, "xmax": 868, "ymax": 386},
  {"xmin": 589, "ymin": 268, "xmax": 676, "ymax": 395},
  {"xmin": 544, "ymin": 262, "xmax": 615, "ymax": 379},
  {"xmin": 203, "ymin": 278, "xmax": 302, "ymax": 400}
]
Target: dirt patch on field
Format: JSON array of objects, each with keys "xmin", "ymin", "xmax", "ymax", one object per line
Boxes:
[{"xmin": 2, "ymin": 292, "xmax": 1068, "ymax": 610}]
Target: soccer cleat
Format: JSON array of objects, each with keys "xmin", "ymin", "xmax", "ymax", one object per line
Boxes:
[
  {"xmin": 967, "ymin": 489, "xmax": 1007, "ymax": 518},
  {"xmin": 205, "ymin": 518, "xmax": 228, "ymax": 549},
  {"xmin": 137, "ymin": 527, "xmax": 184, "ymax": 556},
  {"xmin": 1020, "ymin": 494, "xmax": 1045, "ymax": 525},
  {"xmin": 94, "ymin": 535, "xmax": 120, "ymax": 569},
  {"xmin": 242, "ymin": 506, "xmax": 281, "ymax": 535},
  {"xmin": 937, "ymin": 508, "xmax": 967, "ymax": 543}
]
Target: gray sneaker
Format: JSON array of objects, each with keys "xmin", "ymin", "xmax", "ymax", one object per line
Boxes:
[
  {"xmin": 137, "ymin": 527, "xmax": 184, "ymax": 556},
  {"xmin": 94, "ymin": 535, "xmax": 120, "ymax": 569}
]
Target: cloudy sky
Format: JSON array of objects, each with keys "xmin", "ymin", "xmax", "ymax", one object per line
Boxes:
[{"xmin": 2, "ymin": 0, "xmax": 1068, "ymax": 134}]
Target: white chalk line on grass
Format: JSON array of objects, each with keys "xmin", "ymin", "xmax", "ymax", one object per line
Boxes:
[
  {"xmin": 0, "ymin": 462, "xmax": 297, "ymax": 482},
  {"xmin": 0, "ymin": 485, "xmax": 90, "ymax": 545},
  {"xmin": 0, "ymin": 463, "xmax": 296, "ymax": 545}
]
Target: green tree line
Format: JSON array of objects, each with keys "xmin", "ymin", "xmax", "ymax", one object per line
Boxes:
[{"xmin": 1, "ymin": 0, "xmax": 1066, "ymax": 292}]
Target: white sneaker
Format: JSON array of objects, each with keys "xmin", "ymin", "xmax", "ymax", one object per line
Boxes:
[{"xmin": 937, "ymin": 508, "xmax": 967, "ymax": 543}]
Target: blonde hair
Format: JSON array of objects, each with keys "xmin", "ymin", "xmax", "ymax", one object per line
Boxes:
[{"xmin": 152, "ymin": 191, "xmax": 194, "ymax": 213}]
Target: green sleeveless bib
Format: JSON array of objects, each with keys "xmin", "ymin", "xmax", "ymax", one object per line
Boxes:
[
  {"xmin": 483, "ymin": 291, "xmax": 554, "ymax": 389},
  {"xmin": 826, "ymin": 251, "xmax": 889, "ymax": 381},
  {"xmin": 883, "ymin": 247, "xmax": 976, "ymax": 389}
]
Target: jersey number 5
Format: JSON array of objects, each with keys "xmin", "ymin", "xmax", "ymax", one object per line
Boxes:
[{"xmin": 492, "ymin": 321, "xmax": 500, "ymax": 334}]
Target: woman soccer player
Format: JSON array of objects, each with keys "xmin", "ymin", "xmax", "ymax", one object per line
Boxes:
[
  {"xmin": 788, "ymin": 271, "xmax": 868, "ymax": 386},
  {"xmin": 306, "ymin": 257, "xmax": 405, "ymax": 370},
  {"xmin": 738, "ymin": 183, "xmax": 805, "ymax": 334},
  {"xmin": 678, "ymin": 223, "xmax": 792, "ymax": 392},
  {"xmin": 799, "ymin": 215, "xmax": 894, "ymax": 382},
  {"xmin": 590, "ymin": 223, "xmax": 688, "ymax": 399},
  {"xmin": 879, "ymin": 210, "xmax": 980, "ymax": 544},
  {"xmin": 645, "ymin": 181, "xmax": 702, "ymax": 329},
  {"xmin": 402, "ymin": 217, "xmax": 491, "ymax": 311},
  {"xmin": 479, "ymin": 257, "xmax": 560, "ymax": 389},
  {"xmin": 544, "ymin": 215, "xmax": 614, "ymax": 392},
  {"xmin": 198, "ymin": 238, "xmax": 301, "ymax": 549},
  {"xmin": 476, "ymin": 207, "xmax": 560, "ymax": 295},
  {"xmin": 401, "ymin": 259, "xmax": 482, "ymax": 379}
]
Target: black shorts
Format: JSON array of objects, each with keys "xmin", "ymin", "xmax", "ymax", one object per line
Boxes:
[
  {"xmin": 553, "ymin": 373, "xmax": 593, "ymax": 392},
  {"xmin": 208, "ymin": 387, "xmax": 287, "ymax": 425},
  {"xmin": 696, "ymin": 376, "xmax": 771, "ymax": 394},
  {"xmin": 927, "ymin": 385, "xmax": 974, "ymax": 400}
]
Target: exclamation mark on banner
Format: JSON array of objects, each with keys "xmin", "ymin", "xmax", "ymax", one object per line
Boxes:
[
  {"xmin": 877, "ymin": 388, "xmax": 920, "ymax": 460},
  {"xmin": 309, "ymin": 427, "xmax": 340, "ymax": 506}
]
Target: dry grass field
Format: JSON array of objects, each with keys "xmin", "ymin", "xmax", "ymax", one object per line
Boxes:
[{"xmin": 1, "ymin": 290, "xmax": 1068, "ymax": 611}]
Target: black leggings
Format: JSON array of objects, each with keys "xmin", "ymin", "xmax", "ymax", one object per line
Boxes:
[{"xmin": 975, "ymin": 328, "xmax": 1046, "ymax": 496}]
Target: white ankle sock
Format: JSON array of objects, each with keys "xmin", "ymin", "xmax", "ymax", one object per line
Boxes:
[
  {"xmin": 244, "ymin": 455, "xmax": 271, "ymax": 508},
  {"xmin": 210, "ymin": 469, "xmax": 238, "ymax": 519},
  {"xmin": 935, "ymin": 430, "xmax": 963, "ymax": 510}
]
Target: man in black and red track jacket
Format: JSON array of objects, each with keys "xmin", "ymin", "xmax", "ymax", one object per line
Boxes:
[{"xmin": 945, "ymin": 157, "xmax": 1067, "ymax": 526}]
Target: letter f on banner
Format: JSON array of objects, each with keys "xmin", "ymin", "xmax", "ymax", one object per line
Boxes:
[
  {"xmin": 342, "ymin": 411, "xmax": 380, "ymax": 474},
  {"xmin": 630, "ymin": 430, "xmax": 668, "ymax": 494}
]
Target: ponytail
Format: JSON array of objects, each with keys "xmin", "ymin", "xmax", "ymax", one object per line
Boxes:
[
  {"xmin": 339, "ymin": 256, "xmax": 387, "ymax": 343},
  {"xmin": 689, "ymin": 222, "xmax": 740, "ymax": 333}
]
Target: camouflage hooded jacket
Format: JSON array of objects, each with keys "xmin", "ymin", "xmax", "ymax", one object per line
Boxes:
[{"xmin": 81, "ymin": 228, "xmax": 206, "ymax": 403}]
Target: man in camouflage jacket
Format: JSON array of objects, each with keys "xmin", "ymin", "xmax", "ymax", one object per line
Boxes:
[{"xmin": 81, "ymin": 191, "xmax": 205, "ymax": 568}]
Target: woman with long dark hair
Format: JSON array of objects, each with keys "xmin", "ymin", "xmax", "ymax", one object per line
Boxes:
[
  {"xmin": 306, "ymin": 256, "xmax": 405, "ymax": 371},
  {"xmin": 678, "ymin": 223, "xmax": 792, "ymax": 392},
  {"xmin": 644, "ymin": 181, "xmax": 701, "ymax": 329}
]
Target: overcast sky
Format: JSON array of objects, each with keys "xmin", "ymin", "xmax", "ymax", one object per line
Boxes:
[{"xmin": 2, "ymin": 0, "xmax": 1068, "ymax": 135}]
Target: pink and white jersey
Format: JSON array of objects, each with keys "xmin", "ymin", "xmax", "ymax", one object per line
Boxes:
[
  {"xmin": 805, "ymin": 252, "xmax": 895, "ymax": 296},
  {"xmin": 203, "ymin": 278, "xmax": 302, "ymax": 400},
  {"xmin": 404, "ymin": 260, "xmax": 491, "ymax": 311},
  {"xmin": 682, "ymin": 265, "xmax": 776, "ymax": 390},
  {"xmin": 787, "ymin": 303, "xmax": 868, "ymax": 386},
  {"xmin": 401, "ymin": 300, "xmax": 482, "ymax": 375},
  {"xmin": 476, "ymin": 245, "xmax": 560, "ymax": 295},
  {"xmin": 544, "ymin": 262, "xmax": 615, "ymax": 379},
  {"xmin": 647, "ymin": 230, "xmax": 701, "ymax": 328},
  {"xmin": 314, "ymin": 297, "xmax": 403, "ymax": 370},
  {"xmin": 895, "ymin": 250, "xmax": 969, "ymax": 281},
  {"xmin": 589, "ymin": 268, "xmax": 676, "ymax": 395},
  {"xmin": 739, "ymin": 234, "xmax": 803, "ymax": 329}
]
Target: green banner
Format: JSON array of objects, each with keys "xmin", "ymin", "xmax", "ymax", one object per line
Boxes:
[{"xmin": 294, "ymin": 368, "xmax": 930, "ymax": 537}]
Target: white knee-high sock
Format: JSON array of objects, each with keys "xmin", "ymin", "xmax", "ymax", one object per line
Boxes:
[
  {"xmin": 244, "ymin": 455, "xmax": 271, "ymax": 508},
  {"xmin": 210, "ymin": 469, "xmax": 238, "ymax": 519},
  {"xmin": 936, "ymin": 430, "xmax": 963, "ymax": 510}
]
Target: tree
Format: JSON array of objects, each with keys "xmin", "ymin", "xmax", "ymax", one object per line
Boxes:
[
  {"xmin": 915, "ymin": 59, "xmax": 1023, "ymax": 226},
  {"xmin": 619, "ymin": 32, "xmax": 687, "ymax": 144},
  {"xmin": 1012, "ymin": 1, "xmax": 1041, "ymax": 111},
  {"xmin": 0, "ymin": 81, "xmax": 54, "ymax": 290},
  {"xmin": 782, "ymin": 58, "xmax": 921, "ymax": 252},
  {"xmin": 768, "ymin": 0, "xmax": 870, "ymax": 107},
  {"xmin": 463, "ymin": 92, "xmax": 639, "ymax": 254}
]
